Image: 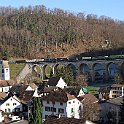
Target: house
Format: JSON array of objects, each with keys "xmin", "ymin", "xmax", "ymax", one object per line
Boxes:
[
  {"xmin": 0, "ymin": 94, "xmax": 23, "ymax": 113},
  {"xmin": 19, "ymin": 90, "xmax": 36, "ymax": 119},
  {"xmin": 43, "ymin": 116, "xmax": 95, "ymax": 124},
  {"xmin": 9, "ymin": 84, "xmax": 34, "ymax": 96},
  {"xmin": 65, "ymin": 87, "xmax": 88, "ymax": 97},
  {"xmin": 42, "ymin": 89, "xmax": 82, "ymax": 120},
  {"xmin": 47, "ymin": 77, "xmax": 67, "ymax": 89},
  {"xmin": 0, "ymin": 60, "xmax": 10, "ymax": 80},
  {"xmin": 78, "ymin": 94, "xmax": 99, "ymax": 122},
  {"xmin": 109, "ymin": 84, "xmax": 124, "ymax": 98},
  {"xmin": 0, "ymin": 80, "xmax": 16, "ymax": 93},
  {"xmin": 38, "ymin": 85, "xmax": 61, "ymax": 97},
  {"xmin": 0, "ymin": 110, "xmax": 4, "ymax": 122},
  {"xmin": 98, "ymin": 86, "xmax": 111, "ymax": 100},
  {"xmin": 99, "ymin": 96, "xmax": 123, "ymax": 123}
]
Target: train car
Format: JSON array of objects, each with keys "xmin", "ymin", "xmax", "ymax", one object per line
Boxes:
[{"xmin": 82, "ymin": 57, "xmax": 92, "ymax": 61}]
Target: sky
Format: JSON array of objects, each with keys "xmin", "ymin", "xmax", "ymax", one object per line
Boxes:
[{"xmin": 0, "ymin": 0, "xmax": 124, "ymax": 21}]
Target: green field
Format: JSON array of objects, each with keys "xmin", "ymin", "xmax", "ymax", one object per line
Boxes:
[{"xmin": 9, "ymin": 63, "xmax": 26, "ymax": 79}]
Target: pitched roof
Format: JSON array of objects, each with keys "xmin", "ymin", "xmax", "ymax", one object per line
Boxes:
[
  {"xmin": 9, "ymin": 84, "xmax": 28, "ymax": 96},
  {"xmin": 0, "ymin": 92, "xmax": 7, "ymax": 101},
  {"xmin": 78, "ymin": 94, "xmax": 98, "ymax": 103},
  {"xmin": 47, "ymin": 77, "xmax": 60, "ymax": 86},
  {"xmin": 107, "ymin": 96, "xmax": 123, "ymax": 106},
  {"xmin": 42, "ymin": 90, "xmax": 76, "ymax": 102},
  {"xmin": 0, "ymin": 94, "xmax": 21, "ymax": 105},
  {"xmin": 65, "ymin": 87, "xmax": 81, "ymax": 96},
  {"xmin": 0, "ymin": 80, "xmax": 16, "ymax": 87},
  {"xmin": 38, "ymin": 86, "xmax": 59, "ymax": 95},
  {"xmin": 111, "ymin": 84, "xmax": 124, "ymax": 88},
  {"xmin": 43, "ymin": 117, "xmax": 85, "ymax": 124},
  {"xmin": 29, "ymin": 83, "xmax": 38, "ymax": 89},
  {"xmin": 19, "ymin": 91, "xmax": 34, "ymax": 103}
]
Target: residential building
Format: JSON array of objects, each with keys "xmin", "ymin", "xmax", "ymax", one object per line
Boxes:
[
  {"xmin": 78, "ymin": 94, "xmax": 99, "ymax": 122},
  {"xmin": 99, "ymin": 96, "xmax": 123, "ymax": 123},
  {"xmin": 109, "ymin": 84, "xmax": 124, "ymax": 98},
  {"xmin": 42, "ymin": 89, "xmax": 82, "ymax": 120},
  {"xmin": 0, "ymin": 80, "xmax": 16, "ymax": 93},
  {"xmin": 0, "ymin": 60, "xmax": 10, "ymax": 80},
  {"xmin": 65, "ymin": 86, "xmax": 88, "ymax": 97},
  {"xmin": 0, "ymin": 94, "xmax": 23, "ymax": 113},
  {"xmin": 47, "ymin": 77, "xmax": 67, "ymax": 89},
  {"xmin": 38, "ymin": 86, "xmax": 60, "ymax": 97},
  {"xmin": 9, "ymin": 84, "xmax": 34, "ymax": 96}
]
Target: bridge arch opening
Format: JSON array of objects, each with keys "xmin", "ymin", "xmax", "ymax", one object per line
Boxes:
[
  {"xmin": 66, "ymin": 63, "xmax": 77, "ymax": 79},
  {"xmin": 54, "ymin": 64, "xmax": 64, "ymax": 76},
  {"xmin": 93, "ymin": 63, "xmax": 104, "ymax": 82},
  {"xmin": 107, "ymin": 62, "xmax": 116, "ymax": 81},
  {"xmin": 79, "ymin": 63, "xmax": 89, "ymax": 74},
  {"xmin": 43, "ymin": 64, "xmax": 53, "ymax": 79},
  {"xmin": 32, "ymin": 64, "xmax": 42, "ymax": 78}
]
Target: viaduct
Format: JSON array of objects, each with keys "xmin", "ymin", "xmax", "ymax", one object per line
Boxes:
[{"xmin": 23, "ymin": 59, "xmax": 124, "ymax": 83}]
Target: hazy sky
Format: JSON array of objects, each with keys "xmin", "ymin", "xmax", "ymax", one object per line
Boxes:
[{"xmin": 0, "ymin": 0, "xmax": 124, "ymax": 21}]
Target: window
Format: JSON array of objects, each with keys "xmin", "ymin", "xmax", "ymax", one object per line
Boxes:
[
  {"xmin": 51, "ymin": 107, "xmax": 56, "ymax": 112},
  {"xmin": 71, "ymin": 108, "xmax": 74, "ymax": 113},
  {"xmin": 45, "ymin": 107, "xmax": 50, "ymax": 111},
  {"xmin": 6, "ymin": 103, "xmax": 9, "ymax": 106},
  {"xmin": 8, "ymin": 108, "xmax": 11, "ymax": 112},
  {"xmin": 73, "ymin": 101, "xmax": 75, "ymax": 103},
  {"xmin": 2, "ymin": 69, "xmax": 4, "ymax": 73},
  {"xmin": 58, "ymin": 108, "xmax": 64, "ymax": 113},
  {"xmin": 68, "ymin": 102, "xmax": 71, "ymax": 104},
  {"xmin": 5, "ymin": 109, "xmax": 7, "ymax": 112},
  {"xmin": 47, "ymin": 101, "xmax": 49, "ymax": 104},
  {"xmin": 60, "ymin": 102, "xmax": 63, "ymax": 106},
  {"xmin": 13, "ymin": 103, "xmax": 17, "ymax": 106}
]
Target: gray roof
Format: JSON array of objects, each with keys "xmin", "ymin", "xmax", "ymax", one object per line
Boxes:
[
  {"xmin": 47, "ymin": 77, "xmax": 60, "ymax": 86},
  {"xmin": 107, "ymin": 96, "xmax": 123, "ymax": 106}
]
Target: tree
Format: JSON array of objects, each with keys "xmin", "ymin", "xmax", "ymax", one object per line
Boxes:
[
  {"xmin": 63, "ymin": 66, "xmax": 75, "ymax": 86},
  {"xmin": 30, "ymin": 97, "xmax": 42, "ymax": 124},
  {"xmin": 120, "ymin": 96, "xmax": 124, "ymax": 124}
]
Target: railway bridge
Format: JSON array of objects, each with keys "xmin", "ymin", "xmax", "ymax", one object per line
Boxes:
[{"xmin": 27, "ymin": 59, "xmax": 124, "ymax": 83}]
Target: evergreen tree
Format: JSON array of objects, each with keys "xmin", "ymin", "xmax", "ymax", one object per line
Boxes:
[
  {"xmin": 63, "ymin": 66, "xmax": 74, "ymax": 86},
  {"xmin": 30, "ymin": 97, "xmax": 42, "ymax": 124},
  {"xmin": 120, "ymin": 95, "xmax": 124, "ymax": 124}
]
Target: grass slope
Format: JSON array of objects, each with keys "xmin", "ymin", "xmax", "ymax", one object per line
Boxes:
[{"xmin": 9, "ymin": 63, "xmax": 26, "ymax": 79}]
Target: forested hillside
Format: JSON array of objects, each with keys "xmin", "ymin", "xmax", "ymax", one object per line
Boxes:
[{"xmin": 0, "ymin": 5, "xmax": 124, "ymax": 59}]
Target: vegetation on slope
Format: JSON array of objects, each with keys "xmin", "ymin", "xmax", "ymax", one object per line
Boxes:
[
  {"xmin": 0, "ymin": 5, "xmax": 124, "ymax": 59},
  {"xmin": 9, "ymin": 63, "xmax": 26, "ymax": 79}
]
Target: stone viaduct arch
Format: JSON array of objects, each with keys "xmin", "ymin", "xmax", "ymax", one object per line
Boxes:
[{"xmin": 29, "ymin": 59, "xmax": 124, "ymax": 84}]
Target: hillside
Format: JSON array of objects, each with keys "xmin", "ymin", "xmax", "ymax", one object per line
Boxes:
[{"xmin": 0, "ymin": 5, "xmax": 124, "ymax": 59}]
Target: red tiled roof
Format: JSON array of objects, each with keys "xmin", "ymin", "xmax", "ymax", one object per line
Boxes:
[{"xmin": 0, "ymin": 80, "xmax": 16, "ymax": 87}]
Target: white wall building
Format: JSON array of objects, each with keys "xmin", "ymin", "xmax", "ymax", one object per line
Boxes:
[
  {"xmin": 109, "ymin": 84, "xmax": 124, "ymax": 98},
  {"xmin": 0, "ymin": 95, "xmax": 23, "ymax": 113},
  {"xmin": 0, "ymin": 60, "xmax": 10, "ymax": 80},
  {"xmin": 42, "ymin": 90, "xmax": 82, "ymax": 120}
]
